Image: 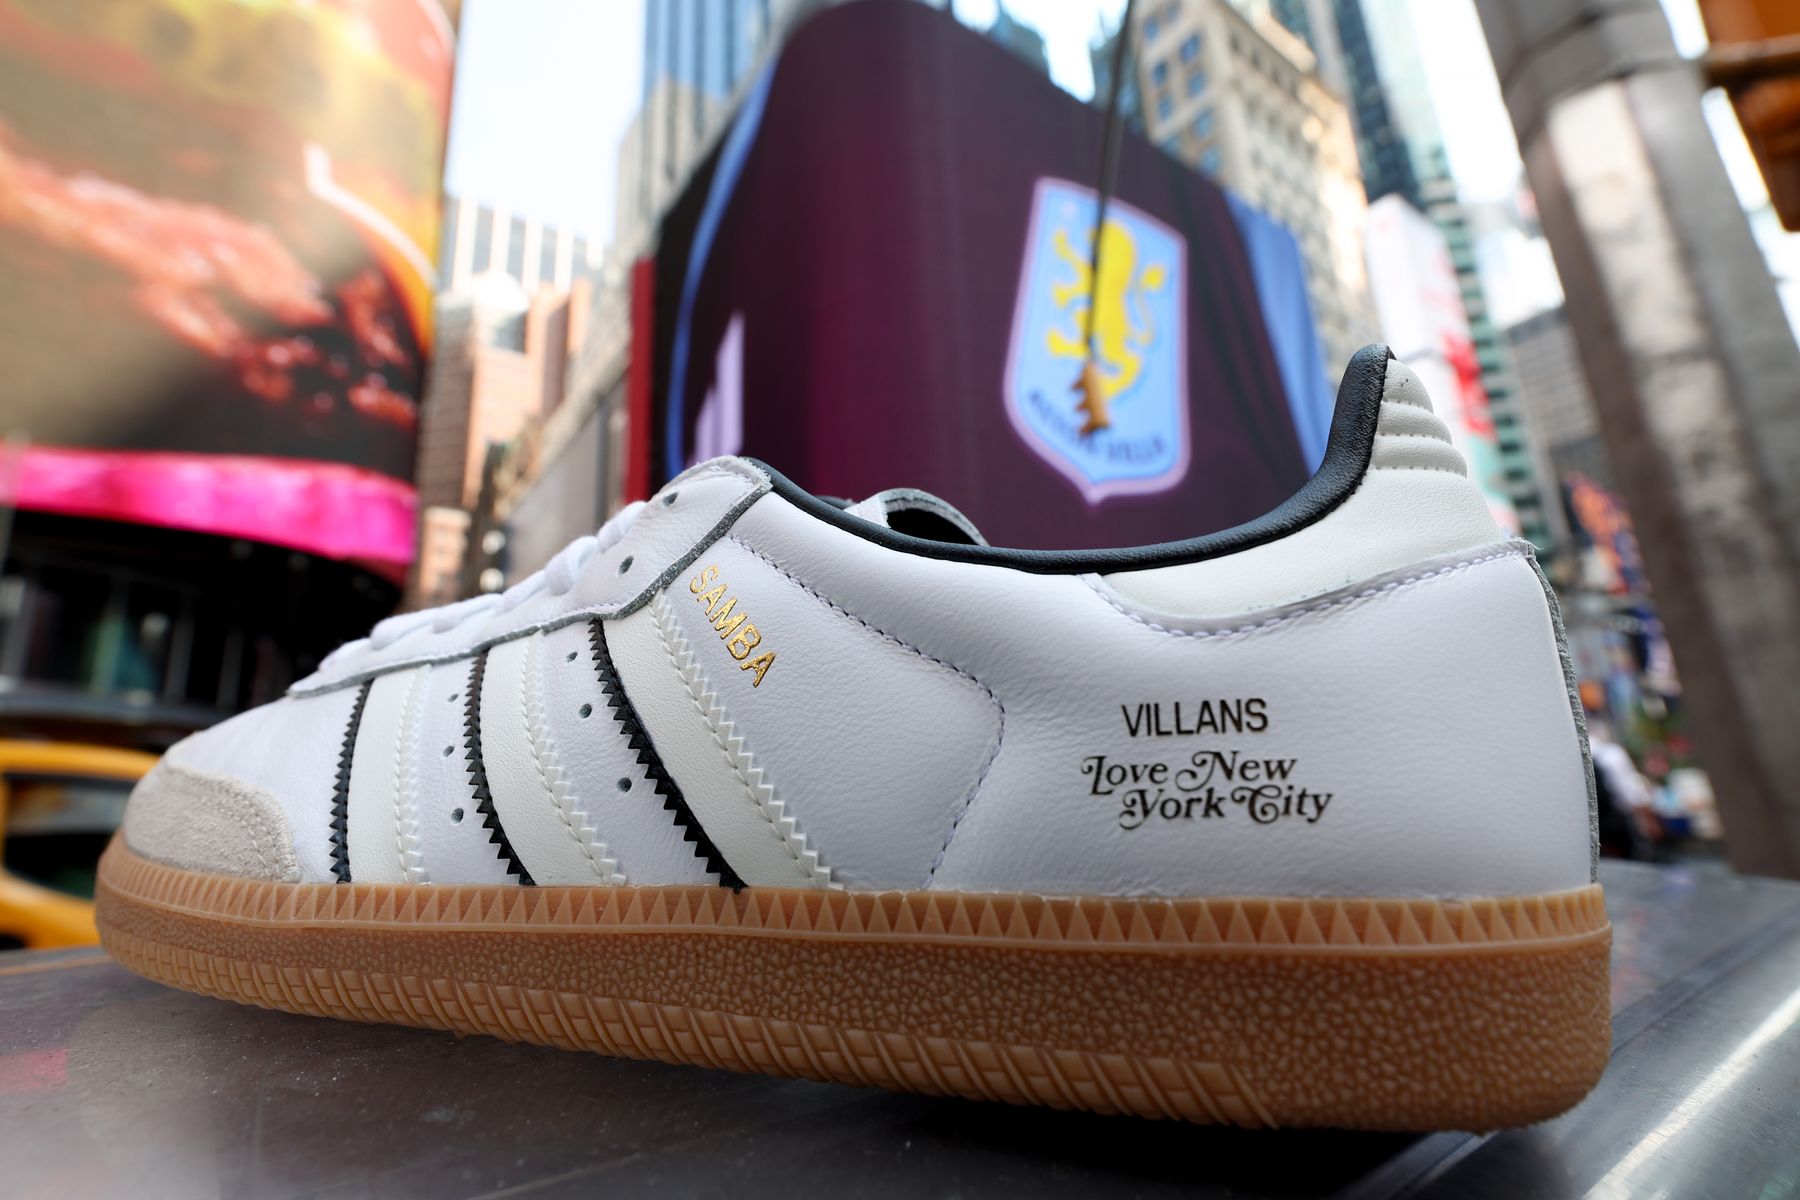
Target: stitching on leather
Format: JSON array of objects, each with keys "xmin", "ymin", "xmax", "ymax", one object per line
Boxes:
[
  {"xmin": 391, "ymin": 665, "xmax": 428, "ymax": 883},
  {"xmin": 1089, "ymin": 546, "xmax": 1524, "ymax": 639},
  {"xmin": 1368, "ymin": 464, "xmax": 1468, "ymax": 475},
  {"xmin": 648, "ymin": 592, "xmax": 827, "ymax": 885},
  {"xmin": 156, "ymin": 757, "xmax": 288, "ymax": 879},
  {"xmin": 519, "ymin": 634, "xmax": 622, "ymax": 882},
  {"xmin": 726, "ymin": 535, "xmax": 1005, "ymax": 885}
]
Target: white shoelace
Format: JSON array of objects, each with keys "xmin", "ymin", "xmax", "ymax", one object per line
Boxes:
[{"xmin": 360, "ymin": 501, "xmax": 647, "ymax": 653}]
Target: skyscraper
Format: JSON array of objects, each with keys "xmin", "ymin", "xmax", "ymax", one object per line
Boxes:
[
  {"xmin": 1270, "ymin": 0, "xmax": 1421, "ymax": 206},
  {"xmin": 408, "ymin": 200, "xmax": 596, "ymax": 610},
  {"xmin": 1133, "ymin": 0, "xmax": 1379, "ymax": 377},
  {"xmin": 1508, "ymin": 305, "xmax": 1610, "ymax": 493},
  {"xmin": 618, "ymin": 0, "xmax": 798, "ymax": 252},
  {"xmin": 1272, "ymin": 0, "xmax": 1555, "ymax": 552}
]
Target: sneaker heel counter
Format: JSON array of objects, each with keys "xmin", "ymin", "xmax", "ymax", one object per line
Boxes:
[
  {"xmin": 1365, "ymin": 360, "xmax": 1503, "ymax": 541},
  {"xmin": 1423, "ymin": 546, "xmax": 1598, "ymax": 893},
  {"xmin": 1525, "ymin": 552, "xmax": 1601, "ymax": 882}
]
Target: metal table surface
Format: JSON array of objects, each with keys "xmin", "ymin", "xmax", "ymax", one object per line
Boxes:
[{"xmin": 3, "ymin": 860, "xmax": 1797, "ymax": 1199}]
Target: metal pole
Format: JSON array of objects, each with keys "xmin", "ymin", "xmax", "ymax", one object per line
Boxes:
[{"xmin": 1476, "ymin": 0, "xmax": 1800, "ymax": 877}]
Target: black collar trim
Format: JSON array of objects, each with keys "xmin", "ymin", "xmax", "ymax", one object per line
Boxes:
[{"xmin": 747, "ymin": 344, "xmax": 1391, "ymax": 575}]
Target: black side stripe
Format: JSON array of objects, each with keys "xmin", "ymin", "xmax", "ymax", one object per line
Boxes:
[
  {"xmin": 589, "ymin": 618, "xmax": 744, "ymax": 889},
  {"xmin": 464, "ymin": 652, "xmax": 536, "ymax": 885},
  {"xmin": 329, "ymin": 681, "xmax": 371, "ymax": 883}
]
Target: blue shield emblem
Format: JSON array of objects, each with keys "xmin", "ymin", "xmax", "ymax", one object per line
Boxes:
[{"xmin": 1005, "ymin": 179, "xmax": 1188, "ymax": 503}]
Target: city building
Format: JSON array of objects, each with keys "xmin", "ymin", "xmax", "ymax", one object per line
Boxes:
[
  {"xmin": 1267, "ymin": 0, "xmax": 1418, "ymax": 204},
  {"xmin": 477, "ymin": 253, "xmax": 636, "ymax": 589},
  {"xmin": 0, "ymin": 5, "xmax": 458, "ymax": 749},
  {"xmin": 1508, "ymin": 305, "xmax": 1611, "ymax": 495},
  {"xmin": 1132, "ymin": 0, "xmax": 1380, "ymax": 376},
  {"xmin": 407, "ymin": 222, "xmax": 595, "ymax": 610},
  {"xmin": 614, "ymin": 79, "xmax": 732, "ymax": 257},
  {"xmin": 1269, "ymin": 0, "xmax": 1556, "ymax": 553},
  {"xmin": 438, "ymin": 196, "xmax": 603, "ymax": 294},
  {"xmin": 616, "ymin": 0, "xmax": 800, "ymax": 255},
  {"xmin": 496, "ymin": 0, "xmax": 807, "ymax": 590}
]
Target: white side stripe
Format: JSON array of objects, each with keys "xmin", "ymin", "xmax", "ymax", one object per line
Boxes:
[
  {"xmin": 347, "ymin": 666, "xmax": 427, "ymax": 884},
  {"xmin": 480, "ymin": 632, "xmax": 626, "ymax": 885},
  {"xmin": 606, "ymin": 596, "xmax": 831, "ymax": 889}
]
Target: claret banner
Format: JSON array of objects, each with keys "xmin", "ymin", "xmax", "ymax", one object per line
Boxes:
[
  {"xmin": 0, "ymin": 0, "xmax": 457, "ymax": 579},
  {"xmin": 648, "ymin": 0, "xmax": 1335, "ymax": 550}
]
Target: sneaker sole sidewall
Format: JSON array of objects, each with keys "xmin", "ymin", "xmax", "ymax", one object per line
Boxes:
[{"xmin": 94, "ymin": 837, "xmax": 1611, "ymax": 1131}]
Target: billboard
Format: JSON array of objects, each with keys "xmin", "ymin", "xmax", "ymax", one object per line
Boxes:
[
  {"xmin": 0, "ymin": 0, "xmax": 456, "ymax": 580},
  {"xmin": 1364, "ymin": 194, "xmax": 1520, "ymax": 534},
  {"xmin": 643, "ymin": 0, "xmax": 1335, "ymax": 551}
]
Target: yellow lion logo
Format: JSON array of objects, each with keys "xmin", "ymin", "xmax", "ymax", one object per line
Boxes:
[{"xmin": 1044, "ymin": 219, "xmax": 1168, "ymax": 435}]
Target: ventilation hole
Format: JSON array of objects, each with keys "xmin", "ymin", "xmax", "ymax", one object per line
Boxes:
[
  {"xmin": 450, "ymin": 807, "xmax": 464, "ymax": 823},
  {"xmin": 566, "ymin": 651, "xmax": 577, "ymax": 662},
  {"xmin": 579, "ymin": 703, "xmax": 593, "ymax": 718},
  {"xmin": 617, "ymin": 777, "xmax": 632, "ymax": 792},
  {"xmin": 662, "ymin": 491, "xmax": 679, "ymax": 506},
  {"xmin": 618, "ymin": 555, "xmax": 634, "ymax": 574},
  {"xmin": 442, "ymin": 745, "xmax": 455, "ymax": 758},
  {"xmin": 447, "ymin": 692, "xmax": 459, "ymax": 703}
]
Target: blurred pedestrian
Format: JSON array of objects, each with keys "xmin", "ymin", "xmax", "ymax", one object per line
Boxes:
[{"xmin": 1591, "ymin": 722, "xmax": 1660, "ymax": 859}]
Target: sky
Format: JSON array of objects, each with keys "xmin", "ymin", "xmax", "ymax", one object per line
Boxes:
[{"xmin": 442, "ymin": 0, "xmax": 644, "ymax": 240}]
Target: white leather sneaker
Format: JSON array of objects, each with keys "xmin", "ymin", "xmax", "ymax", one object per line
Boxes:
[{"xmin": 98, "ymin": 346, "xmax": 1610, "ymax": 1131}]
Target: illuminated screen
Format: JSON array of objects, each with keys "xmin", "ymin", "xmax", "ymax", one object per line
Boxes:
[
  {"xmin": 649, "ymin": 2, "xmax": 1337, "ymax": 551},
  {"xmin": 0, "ymin": 0, "xmax": 457, "ymax": 580}
]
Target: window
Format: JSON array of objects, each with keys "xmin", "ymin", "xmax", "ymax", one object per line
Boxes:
[
  {"xmin": 1186, "ymin": 69, "xmax": 1207, "ymax": 97},
  {"xmin": 505, "ymin": 214, "xmax": 527, "ymax": 281},
  {"xmin": 538, "ymin": 235, "xmax": 559, "ymax": 290},
  {"xmin": 1179, "ymin": 34, "xmax": 1200, "ymax": 63},
  {"xmin": 1157, "ymin": 94, "xmax": 1173, "ymax": 120},
  {"xmin": 1151, "ymin": 61, "xmax": 1168, "ymax": 87},
  {"xmin": 1193, "ymin": 108, "xmax": 1213, "ymax": 139},
  {"xmin": 1200, "ymin": 146, "xmax": 1222, "ymax": 176}
]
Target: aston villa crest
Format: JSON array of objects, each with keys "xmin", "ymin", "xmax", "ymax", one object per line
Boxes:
[{"xmin": 1004, "ymin": 178, "xmax": 1189, "ymax": 503}]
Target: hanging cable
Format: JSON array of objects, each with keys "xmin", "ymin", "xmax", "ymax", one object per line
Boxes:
[{"xmin": 1080, "ymin": 0, "xmax": 1138, "ymax": 436}]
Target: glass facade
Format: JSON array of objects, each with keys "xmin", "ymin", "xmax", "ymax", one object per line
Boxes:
[{"xmin": 643, "ymin": 0, "xmax": 768, "ymax": 103}]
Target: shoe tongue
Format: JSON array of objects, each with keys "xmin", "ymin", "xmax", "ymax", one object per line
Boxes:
[{"xmin": 843, "ymin": 487, "xmax": 987, "ymax": 547}]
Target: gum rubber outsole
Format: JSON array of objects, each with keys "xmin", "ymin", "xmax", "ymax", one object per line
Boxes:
[{"xmin": 95, "ymin": 838, "xmax": 1612, "ymax": 1131}]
